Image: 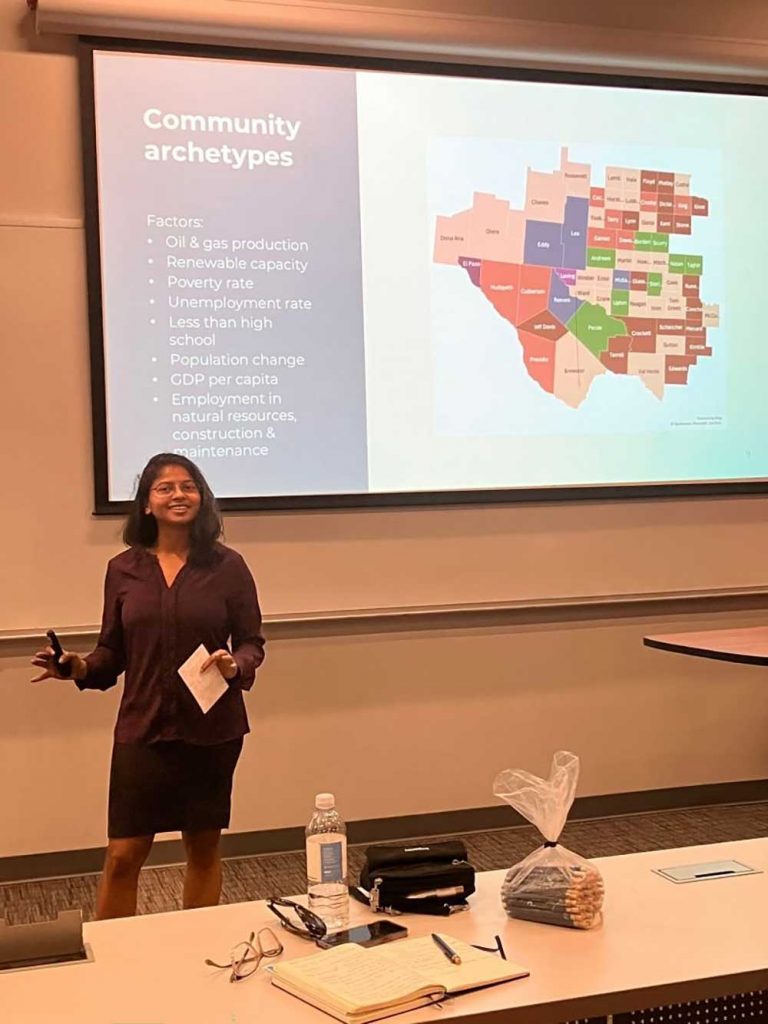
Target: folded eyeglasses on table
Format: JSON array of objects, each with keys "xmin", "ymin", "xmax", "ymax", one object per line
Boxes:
[
  {"xmin": 203, "ymin": 898, "xmax": 327, "ymax": 982},
  {"xmin": 204, "ymin": 926, "xmax": 284, "ymax": 983}
]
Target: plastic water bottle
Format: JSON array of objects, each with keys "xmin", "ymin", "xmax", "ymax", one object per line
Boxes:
[{"xmin": 306, "ymin": 792, "xmax": 349, "ymax": 930}]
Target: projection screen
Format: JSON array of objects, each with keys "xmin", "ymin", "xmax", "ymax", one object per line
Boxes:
[{"xmin": 82, "ymin": 44, "xmax": 768, "ymax": 510}]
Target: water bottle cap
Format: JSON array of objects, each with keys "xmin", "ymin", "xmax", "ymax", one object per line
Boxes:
[{"xmin": 315, "ymin": 792, "xmax": 335, "ymax": 810}]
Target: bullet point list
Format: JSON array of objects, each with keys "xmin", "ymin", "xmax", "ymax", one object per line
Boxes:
[{"xmin": 131, "ymin": 212, "xmax": 306, "ymax": 436}]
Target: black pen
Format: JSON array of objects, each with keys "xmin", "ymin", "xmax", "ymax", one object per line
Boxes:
[{"xmin": 431, "ymin": 933, "xmax": 461, "ymax": 965}]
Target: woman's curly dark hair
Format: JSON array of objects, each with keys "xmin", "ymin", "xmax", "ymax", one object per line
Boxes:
[{"xmin": 123, "ymin": 453, "xmax": 222, "ymax": 564}]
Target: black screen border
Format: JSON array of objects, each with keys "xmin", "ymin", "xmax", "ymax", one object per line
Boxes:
[{"xmin": 79, "ymin": 36, "xmax": 768, "ymax": 514}]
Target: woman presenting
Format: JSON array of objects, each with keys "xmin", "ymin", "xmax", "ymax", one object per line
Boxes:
[{"xmin": 31, "ymin": 454, "xmax": 265, "ymax": 919}]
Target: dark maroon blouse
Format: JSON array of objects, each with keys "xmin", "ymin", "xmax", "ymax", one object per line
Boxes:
[{"xmin": 79, "ymin": 544, "xmax": 265, "ymax": 745}]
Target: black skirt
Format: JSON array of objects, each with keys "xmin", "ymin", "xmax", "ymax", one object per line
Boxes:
[{"xmin": 107, "ymin": 737, "xmax": 244, "ymax": 839}]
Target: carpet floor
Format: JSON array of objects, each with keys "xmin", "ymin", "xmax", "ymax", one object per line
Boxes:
[{"xmin": 1, "ymin": 801, "xmax": 766, "ymax": 924}]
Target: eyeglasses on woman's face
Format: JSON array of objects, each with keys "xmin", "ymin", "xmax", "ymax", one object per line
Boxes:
[
  {"xmin": 204, "ymin": 926, "xmax": 283, "ymax": 982},
  {"xmin": 151, "ymin": 480, "xmax": 199, "ymax": 496},
  {"xmin": 266, "ymin": 897, "xmax": 327, "ymax": 942}
]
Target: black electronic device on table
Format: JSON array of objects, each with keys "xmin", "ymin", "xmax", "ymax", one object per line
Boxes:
[{"xmin": 315, "ymin": 921, "xmax": 408, "ymax": 949}]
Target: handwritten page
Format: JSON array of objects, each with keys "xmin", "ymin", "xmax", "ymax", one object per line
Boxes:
[
  {"xmin": 376, "ymin": 935, "xmax": 528, "ymax": 993},
  {"xmin": 271, "ymin": 934, "xmax": 528, "ymax": 1023},
  {"xmin": 272, "ymin": 943, "xmax": 435, "ymax": 1013},
  {"xmin": 177, "ymin": 645, "xmax": 228, "ymax": 713}
]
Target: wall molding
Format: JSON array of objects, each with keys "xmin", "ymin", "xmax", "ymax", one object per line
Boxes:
[
  {"xmin": 0, "ymin": 216, "xmax": 84, "ymax": 229},
  {"xmin": 3, "ymin": 586, "xmax": 768, "ymax": 651},
  {"xmin": 2, "ymin": 778, "xmax": 766, "ymax": 884}
]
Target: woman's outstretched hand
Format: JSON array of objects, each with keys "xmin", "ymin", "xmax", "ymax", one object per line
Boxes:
[
  {"xmin": 201, "ymin": 649, "xmax": 238, "ymax": 681},
  {"xmin": 30, "ymin": 646, "xmax": 87, "ymax": 682}
]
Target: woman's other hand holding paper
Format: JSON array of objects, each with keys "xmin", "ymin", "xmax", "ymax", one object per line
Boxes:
[{"xmin": 201, "ymin": 649, "xmax": 239, "ymax": 681}]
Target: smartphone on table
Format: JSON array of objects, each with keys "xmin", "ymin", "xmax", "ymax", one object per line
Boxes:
[
  {"xmin": 46, "ymin": 629, "xmax": 72, "ymax": 678},
  {"xmin": 315, "ymin": 921, "xmax": 408, "ymax": 949}
]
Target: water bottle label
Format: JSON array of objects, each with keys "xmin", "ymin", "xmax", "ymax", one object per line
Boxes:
[
  {"xmin": 306, "ymin": 833, "xmax": 347, "ymax": 883},
  {"xmin": 320, "ymin": 841, "xmax": 343, "ymax": 882}
]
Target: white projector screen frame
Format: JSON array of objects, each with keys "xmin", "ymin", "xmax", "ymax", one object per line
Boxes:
[{"xmin": 80, "ymin": 40, "xmax": 768, "ymax": 512}]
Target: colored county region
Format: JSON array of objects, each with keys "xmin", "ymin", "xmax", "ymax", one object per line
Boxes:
[
  {"xmin": 519, "ymin": 328, "xmax": 607, "ymax": 408},
  {"xmin": 567, "ymin": 303, "xmax": 627, "ymax": 358},
  {"xmin": 518, "ymin": 309, "xmax": 567, "ymax": 341},
  {"xmin": 433, "ymin": 145, "xmax": 720, "ymax": 406},
  {"xmin": 435, "ymin": 192, "xmax": 525, "ymax": 266},
  {"xmin": 554, "ymin": 331, "xmax": 607, "ymax": 408},
  {"xmin": 478, "ymin": 260, "xmax": 521, "ymax": 323},
  {"xmin": 548, "ymin": 270, "xmax": 582, "ymax": 322},
  {"xmin": 518, "ymin": 330, "xmax": 556, "ymax": 393},
  {"xmin": 562, "ymin": 196, "xmax": 588, "ymax": 269},
  {"xmin": 524, "ymin": 220, "xmax": 564, "ymax": 267},
  {"xmin": 477, "ymin": 261, "xmax": 553, "ymax": 328}
]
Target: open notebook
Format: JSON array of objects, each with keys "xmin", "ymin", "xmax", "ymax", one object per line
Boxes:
[{"xmin": 269, "ymin": 934, "xmax": 529, "ymax": 1024}]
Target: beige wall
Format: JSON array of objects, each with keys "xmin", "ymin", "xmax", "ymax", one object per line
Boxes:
[{"xmin": 2, "ymin": 2, "xmax": 768, "ymax": 860}]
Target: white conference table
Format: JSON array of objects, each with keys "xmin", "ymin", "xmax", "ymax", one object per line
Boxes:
[{"xmin": 2, "ymin": 838, "xmax": 767, "ymax": 1024}]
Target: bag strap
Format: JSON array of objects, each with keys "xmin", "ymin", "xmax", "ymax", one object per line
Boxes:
[
  {"xmin": 349, "ymin": 885, "xmax": 372, "ymax": 908},
  {"xmin": 385, "ymin": 895, "xmax": 469, "ymax": 917}
]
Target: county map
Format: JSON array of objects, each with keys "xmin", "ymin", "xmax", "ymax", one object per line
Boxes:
[{"xmin": 433, "ymin": 147, "xmax": 720, "ymax": 409}]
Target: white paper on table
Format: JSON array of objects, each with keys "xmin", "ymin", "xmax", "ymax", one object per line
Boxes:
[{"xmin": 177, "ymin": 644, "xmax": 229, "ymax": 713}]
